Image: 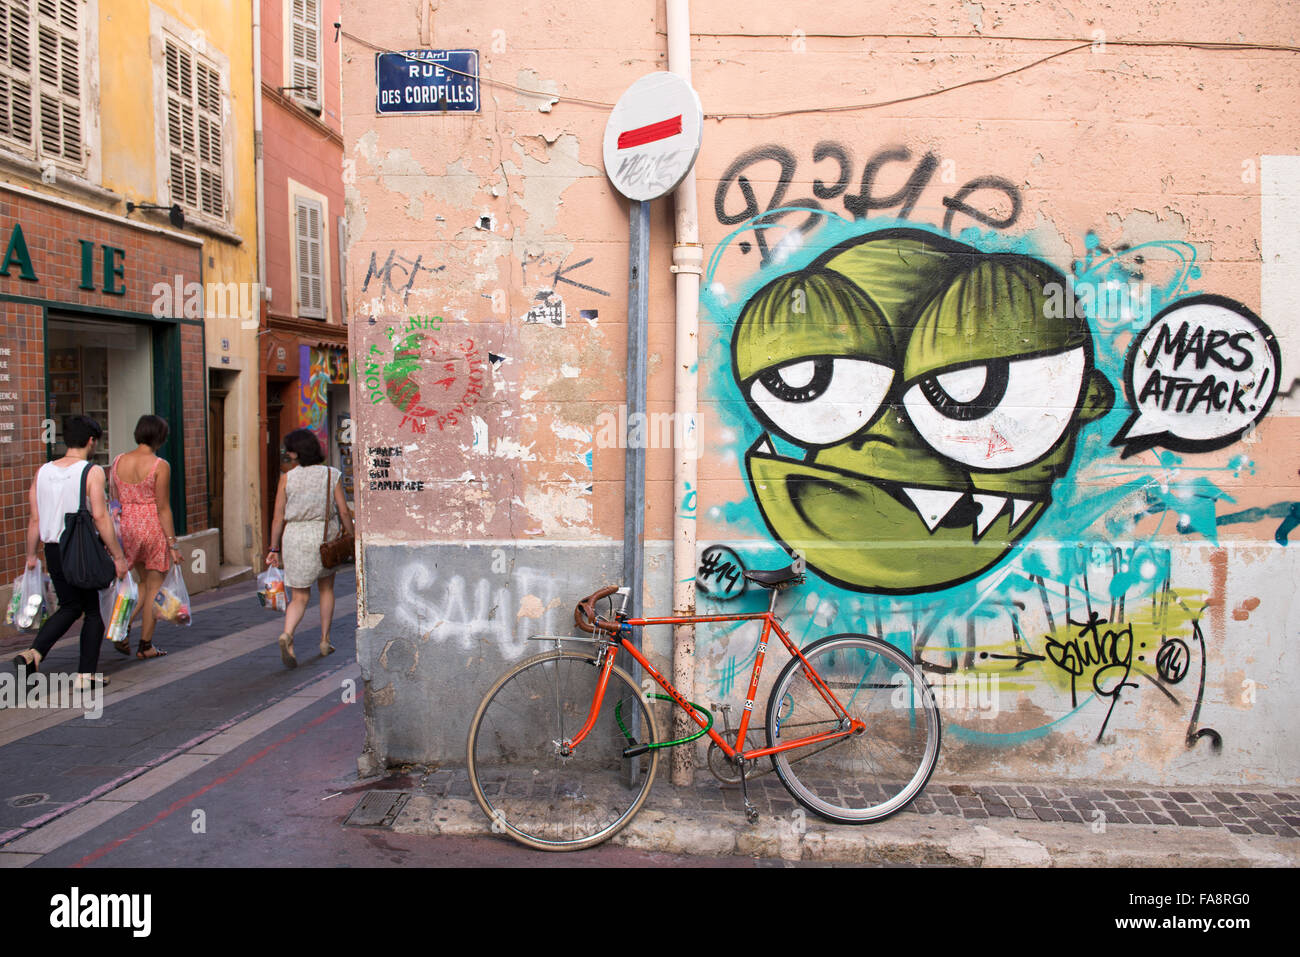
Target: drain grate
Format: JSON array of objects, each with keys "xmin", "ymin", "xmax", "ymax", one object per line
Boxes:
[
  {"xmin": 8, "ymin": 793, "xmax": 48, "ymax": 809},
  {"xmin": 344, "ymin": 790, "xmax": 410, "ymax": 828}
]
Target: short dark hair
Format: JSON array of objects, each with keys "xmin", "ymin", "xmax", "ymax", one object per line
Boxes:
[
  {"xmin": 63, "ymin": 415, "xmax": 103, "ymax": 449},
  {"xmin": 283, "ymin": 428, "xmax": 324, "ymax": 466},
  {"xmin": 134, "ymin": 414, "xmax": 169, "ymax": 449}
]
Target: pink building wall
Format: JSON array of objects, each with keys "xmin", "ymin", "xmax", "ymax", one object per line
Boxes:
[
  {"xmin": 341, "ymin": 0, "xmax": 1300, "ymax": 788},
  {"xmin": 262, "ymin": 0, "xmax": 344, "ymax": 326}
]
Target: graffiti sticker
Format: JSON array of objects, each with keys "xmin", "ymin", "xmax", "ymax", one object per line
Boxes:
[{"xmin": 1112, "ymin": 296, "xmax": 1281, "ymax": 459}]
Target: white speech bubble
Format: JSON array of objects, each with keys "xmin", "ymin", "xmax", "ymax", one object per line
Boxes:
[{"xmin": 1113, "ymin": 296, "xmax": 1280, "ymax": 458}]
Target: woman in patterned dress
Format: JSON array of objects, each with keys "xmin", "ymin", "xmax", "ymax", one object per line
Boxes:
[
  {"xmin": 109, "ymin": 415, "xmax": 182, "ymax": 659},
  {"xmin": 264, "ymin": 428, "xmax": 353, "ymax": 668}
]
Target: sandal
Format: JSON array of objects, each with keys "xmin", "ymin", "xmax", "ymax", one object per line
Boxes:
[
  {"xmin": 320, "ymin": 640, "xmax": 335, "ymax": 657},
  {"xmin": 278, "ymin": 633, "xmax": 297, "ymax": 669},
  {"xmin": 12, "ymin": 649, "xmax": 41, "ymax": 673},
  {"xmin": 136, "ymin": 640, "xmax": 167, "ymax": 660}
]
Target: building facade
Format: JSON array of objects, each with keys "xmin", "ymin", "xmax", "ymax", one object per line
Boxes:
[
  {"xmin": 0, "ymin": 0, "xmax": 260, "ymax": 611},
  {"xmin": 341, "ymin": 0, "xmax": 1299, "ymax": 789},
  {"xmin": 258, "ymin": 0, "xmax": 351, "ymax": 536}
]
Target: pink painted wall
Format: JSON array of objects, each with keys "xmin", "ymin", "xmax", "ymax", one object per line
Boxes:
[
  {"xmin": 341, "ymin": 0, "xmax": 1300, "ymax": 785},
  {"xmin": 262, "ymin": 0, "xmax": 345, "ymax": 324}
]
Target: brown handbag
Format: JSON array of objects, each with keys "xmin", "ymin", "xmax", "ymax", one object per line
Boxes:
[{"xmin": 319, "ymin": 468, "xmax": 355, "ymax": 568}]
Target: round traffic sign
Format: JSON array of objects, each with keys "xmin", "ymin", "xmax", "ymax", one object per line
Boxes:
[{"xmin": 602, "ymin": 72, "xmax": 703, "ymax": 202}]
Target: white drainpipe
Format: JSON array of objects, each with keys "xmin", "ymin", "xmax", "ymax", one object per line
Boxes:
[
  {"xmin": 253, "ymin": 2, "xmax": 266, "ymax": 299},
  {"xmin": 667, "ymin": 0, "xmax": 702, "ymax": 786}
]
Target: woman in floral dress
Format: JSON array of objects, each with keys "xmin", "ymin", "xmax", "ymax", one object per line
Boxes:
[{"xmin": 109, "ymin": 415, "xmax": 182, "ymax": 659}]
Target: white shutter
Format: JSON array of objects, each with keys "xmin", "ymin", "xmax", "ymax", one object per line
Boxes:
[
  {"xmin": 33, "ymin": 0, "xmax": 79, "ymax": 165},
  {"xmin": 290, "ymin": 0, "xmax": 320, "ymax": 109},
  {"xmin": 0, "ymin": 1, "xmax": 35, "ymax": 150},
  {"xmin": 165, "ymin": 39, "xmax": 197, "ymax": 209},
  {"xmin": 196, "ymin": 61, "xmax": 223, "ymax": 217},
  {"xmin": 164, "ymin": 35, "xmax": 227, "ymax": 221},
  {"xmin": 296, "ymin": 197, "xmax": 324, "ymax": 319}
]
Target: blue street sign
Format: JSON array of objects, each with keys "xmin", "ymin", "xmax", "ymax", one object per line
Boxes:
[{"xmin": 376, "ymin": 49, "xmax": 479, "ymax": 114}]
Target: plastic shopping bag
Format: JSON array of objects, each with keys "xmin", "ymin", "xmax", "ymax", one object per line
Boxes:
[
  {"xmin": 9, "ymin": 563, "xmax": 48, "ymax": 632},
  {"xmin": 154, "ymin": 565, "xmax": 192, "ymax": 626},
  {"xmin": 257, "ymin": 565, "xmax": 287, "ymax": 612},
  {"xmin": 99, "ymin": 574, "xmax": 138, "ymax": 645},
  {"xmin": 3, "ymin": 579, "xmax": 16, "ymax": 626}
]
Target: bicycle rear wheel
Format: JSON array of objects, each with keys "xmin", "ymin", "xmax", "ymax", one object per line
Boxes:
[
  {"xmin": 765, "ymin": 634, "xmax": 940, "ymax": 824},
  {"xmin": 467, "ymin": 649, "xmax": 659, "ymax": 851}
]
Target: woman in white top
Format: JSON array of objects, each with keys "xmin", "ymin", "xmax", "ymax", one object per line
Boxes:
[
  {"xmin": 264, "ymin": 428, "xmax": 353, "ymax": 669},
  {"xmin": 15, "ymin": 416, "xmax": 129, "ymax": 685}
]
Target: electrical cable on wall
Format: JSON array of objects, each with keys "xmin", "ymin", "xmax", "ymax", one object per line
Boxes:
[{"xmin": 342, "ymin": 28, "xmax": 1300, "ymax": 120}]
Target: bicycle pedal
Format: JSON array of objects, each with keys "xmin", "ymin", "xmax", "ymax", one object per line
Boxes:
[{"xmin": 745, "ymin": 806, "xmax": 759, "ymax": 825}]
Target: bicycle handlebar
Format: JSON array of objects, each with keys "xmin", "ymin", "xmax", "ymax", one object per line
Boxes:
[{"xmin": 574, "ymin": 585, "xmax": 622, "ymax": 634}]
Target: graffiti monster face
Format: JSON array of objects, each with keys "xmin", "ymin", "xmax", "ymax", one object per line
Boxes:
[{"xmin": 732, "ymin": 230, "xmax": 1114, "ymax": 594}]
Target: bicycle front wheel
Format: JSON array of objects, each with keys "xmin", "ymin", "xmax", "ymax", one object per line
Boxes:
[
  {"xmin": 766, "ymin": 634, "xmax": 940, "ymax": 824},
  {"xmin": 467, "ymin": 649, "xmax": 659, "ymax": 851}
]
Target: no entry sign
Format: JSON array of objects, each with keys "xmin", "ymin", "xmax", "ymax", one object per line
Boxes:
[{"xmin": 602, "ymin": 72, "xmax": 703, "ymax": 202}]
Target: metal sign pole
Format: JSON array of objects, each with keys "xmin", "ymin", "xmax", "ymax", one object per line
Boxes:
[
  {"xmin": 624, "ymin": 199, "xmax": 650, "ymax": 778},
  {"xmin": 603, "ymin": 72, "xmax": 702, "ymax": 783}
]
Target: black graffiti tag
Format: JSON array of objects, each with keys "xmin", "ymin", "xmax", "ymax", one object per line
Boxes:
[
  {"xmin": 697, "ymin": 545, "xmax": 747, "ymax": 601},
  {"xmin": 714, "ymin": 143, "xmax": 1022, "ymax": 263},
  {"xmin": 1045, "ymin": 611, "xmax": 1137, "ymax": 741},
  {"xmin": 362, "ymin": 249, "xmax": 446, "ymax": 302}
]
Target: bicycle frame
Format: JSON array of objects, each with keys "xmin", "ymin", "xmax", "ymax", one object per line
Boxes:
[{"xmin": 565, "ymin": 597, "xmax": 866, "ymax": 763}]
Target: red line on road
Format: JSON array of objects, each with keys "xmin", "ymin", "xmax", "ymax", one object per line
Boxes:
[
  {"xmin": 72, "ymin": 700, "xmax": 351, "ymax": 867},
  {"xmin": 616, "ymin": 115, "xmax": 682, "ymax": 150}
]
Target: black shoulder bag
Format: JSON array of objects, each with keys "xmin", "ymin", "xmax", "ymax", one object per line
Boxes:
[{"xmin": 58, "ymin": 462, "xmax": 116, "ymax": 589}]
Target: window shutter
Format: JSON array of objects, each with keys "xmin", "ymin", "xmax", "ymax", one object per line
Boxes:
[
  {"xmin": 290, "ymin": 0, "xmax": 320, "ymax": 109},
  {"xmin": 0, "ymin": 1, "xmax": 35, "ymax": 149},
  {"xmin": 197, "ymin": 61, "xmax": 223, "ymax": 217},
  {"xmin": 165, "ymin": 39, "xmax": 197, "ymax": 209},
  {"xmin": 164, "ymin": 35, "xmax": 226, "ymax": 220},
  {"xmin": 296, "ymin": 197, "xmax": 324, "ymax": 319},
  {"xmin": 33, "ymin": 0, "xmax": 79, "ymax": 164}
]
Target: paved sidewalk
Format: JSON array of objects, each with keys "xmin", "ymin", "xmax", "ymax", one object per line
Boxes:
[{"xmin": 380, "ymin": 765, "xmax": 1299, "ymax": 866}]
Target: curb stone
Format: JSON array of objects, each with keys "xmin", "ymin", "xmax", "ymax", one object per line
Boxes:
[{"xmin": 386, "ymin": 775, "xmax": 1299, "ymax": 866}]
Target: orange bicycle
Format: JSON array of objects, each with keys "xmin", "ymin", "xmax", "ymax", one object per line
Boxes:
[{"xmin": 466, "ymin": 556, "xmax": 941, "ymax": 851}]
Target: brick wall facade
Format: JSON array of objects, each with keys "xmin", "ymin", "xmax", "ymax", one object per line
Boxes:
[{"xmin": 0, "ymin": 186, "xmax": 207, "ymax": 589}]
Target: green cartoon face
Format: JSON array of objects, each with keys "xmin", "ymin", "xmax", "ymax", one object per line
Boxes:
[{"xmin": 731, "ymin": 230, "xmax": 1114, "ymax": 594}]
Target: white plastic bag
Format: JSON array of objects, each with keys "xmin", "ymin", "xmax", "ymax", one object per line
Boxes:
[
  {"xmin": 154, "ymin": 565, "xmax": 192, "ymax": 626},
  {"xmin": 257, "ymin": 565, "xmax": 287, "ymax": 612},
  {"xmin": 12, "ymin": 563, "xmax": 47, "ymax": 632},
  {"xmin": 99, "ymin": 574, "xmax": 138, "ymax": 644}
]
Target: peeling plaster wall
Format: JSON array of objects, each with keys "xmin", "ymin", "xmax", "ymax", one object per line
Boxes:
[{"xmin": 342, "ymin": 0, "xmax": 1299, "ymax": 787}]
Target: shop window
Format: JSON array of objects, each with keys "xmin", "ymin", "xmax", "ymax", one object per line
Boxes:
[
  {"xmin": 288, "ymin": 0, "xmax": 321, "ymax": 112},
  {"xmin": 0, "ymin": 0, "xmax": 85, "ymax": 170},
  {"xmin": 162, "ymin": 35, "xmax": 226, "ymax": 221},
  {"xmin": 295, "ymin": 195, "xmax": 325, "ymax": 319},
  {"xmin": 46, "ymin": 318, "xmax": 153, "ymax": 465}
]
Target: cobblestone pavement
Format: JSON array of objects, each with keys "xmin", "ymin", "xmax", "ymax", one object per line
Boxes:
[{"xmin": 417, "ymin": 764, "xmax": 1300, "ymax": 838}]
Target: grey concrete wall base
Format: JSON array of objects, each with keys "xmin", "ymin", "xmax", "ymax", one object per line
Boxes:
[{"xmin": 357, "ymin": 541, "xmax": 674, "ymax": 767}]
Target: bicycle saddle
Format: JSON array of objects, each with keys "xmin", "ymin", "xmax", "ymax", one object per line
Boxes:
[{"xmin": 743, "ymin": 563, "xmax": 804, "ymax": 589}]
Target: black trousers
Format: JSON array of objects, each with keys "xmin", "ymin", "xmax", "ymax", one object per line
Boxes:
[{"xmin": 31, "ymin": 542, "xmax": 104, "ymax": 674}]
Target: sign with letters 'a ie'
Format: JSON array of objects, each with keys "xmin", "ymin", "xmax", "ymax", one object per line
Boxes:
[{"xmin": 376, "ymin": 49, "xmax": 479, "ymax": 114}]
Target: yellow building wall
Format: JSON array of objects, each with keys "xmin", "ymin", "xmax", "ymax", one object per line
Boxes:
[{"xmin": 98, "ymin": 1, "xmax": 263, "ymax": 565}]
